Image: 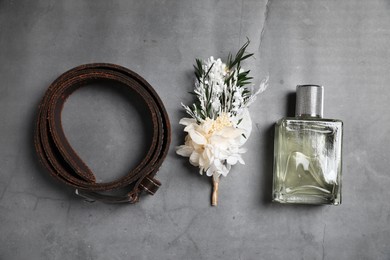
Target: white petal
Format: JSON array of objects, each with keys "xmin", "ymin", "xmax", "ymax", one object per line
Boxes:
[
  {"xmin": 213, "ymin": 159, "xmax": 221, "ymax": 167},
  {"xmin": 205, "ymin": 146, "xmax": 213, "ymax": 160},
  {"xmin": 206, "ymin": 168, "xmax": 213, "ymax": 177},
  {"xmin": 209, "ymin": 137, "xmax": 229, "ymax": 151},
  {"xmin": 188, "ymin": 129, "xmax": 207, "ymax": 145},
  {"xmin": 220, "ymin": 165, "xmax": 230, "ymax": 177},
  {"xmin": 189, "ymin": 152, "xmax": 200, "ymax": 166},
  {"xmin": 218, "ymin": 127, "xmax": 243, "ymax": 139},
  {"xmin": 238, "ymin": 156, "xmax": 245, "ymax": 165},
  {"xmin": 184, "ymin": 124, "xmax": 195, "ymax": 132},
  {"xmin": 176, "ymin": 145, "xmax": 193, "ymax": 157},
  {"xmin": 179, "ymin": 118, "xmax": 197, "ymax": 126},
  {"xmin": 200, "ymin": 152, "xmax": 211, "ymax": 168},
  {"xmin": 202, "ymin": 119, "xmax": 214, "ymax": 133},
  {"xmin": 227, "ymin": 156, "xmax": 238, "ymax": 165}
]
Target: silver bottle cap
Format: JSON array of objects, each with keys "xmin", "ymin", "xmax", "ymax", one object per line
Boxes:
[{"xmin": 295, "ymin": 85, "xmax": 324, "ymax": 118}]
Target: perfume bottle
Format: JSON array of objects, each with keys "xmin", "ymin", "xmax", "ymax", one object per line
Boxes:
[{"xmin": 272, "ymin": 85, "xmax": 343, "ymax": 205}]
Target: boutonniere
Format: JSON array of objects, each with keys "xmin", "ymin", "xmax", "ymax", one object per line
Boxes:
[{"xmin": 177, "ymin": 39, "xmax": 268, "ymax": 206}]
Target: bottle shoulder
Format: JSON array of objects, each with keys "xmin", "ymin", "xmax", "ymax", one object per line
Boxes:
[
  {"xmin": 276, "ymin": 117, "xmax": 343, "ymax": 131},
  {"xmin": 276, "ymin": 117, "xmax": 343, "ymax": 125}
]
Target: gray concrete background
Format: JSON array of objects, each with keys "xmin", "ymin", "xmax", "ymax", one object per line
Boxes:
[{"xmin": 1, "ymin": 0, "xmax": 389, "ymax": 259}]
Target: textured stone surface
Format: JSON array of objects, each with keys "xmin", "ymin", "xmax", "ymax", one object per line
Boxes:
[{"xmin": 1, "ymin": 0, "xmax": 390, "ymax": 259}]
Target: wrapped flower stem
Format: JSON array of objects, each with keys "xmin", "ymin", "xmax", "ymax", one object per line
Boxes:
[{"xmin": 212, "ymin": 173, "xmax": 220, "ymax": 206}]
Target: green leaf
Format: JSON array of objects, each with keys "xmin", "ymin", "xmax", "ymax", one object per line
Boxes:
[
  {"xmin": 227, "ymin": 39, "xmax": 252, "ymax": 70},
  {"xmin": 204, "ymin": 62, "xmax": 214, "ymax": 78},
  {"xmin": 241, "ymin": 53, "xmax": 254, "ymax": 61}
]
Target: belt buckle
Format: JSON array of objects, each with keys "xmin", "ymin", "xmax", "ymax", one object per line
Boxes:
[{"xmin": 75, "ymin": 189, "xmax": 95, "ymax": 203}]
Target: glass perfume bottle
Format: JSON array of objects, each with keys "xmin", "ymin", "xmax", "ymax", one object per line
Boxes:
[{"xmin": 272, "ymin": 85, "xmax": 343, "ymax": 205}]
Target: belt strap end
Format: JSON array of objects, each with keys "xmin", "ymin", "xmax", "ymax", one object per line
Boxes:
[{"xmin": 139, "ymin": 176, "xmax": 161, "ymax": 195}]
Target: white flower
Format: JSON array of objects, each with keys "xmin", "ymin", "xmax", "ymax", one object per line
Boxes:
[
  {"xmin": 176, "ymin": 113, "xmax": 250, "ymax": 177},
  {"xmin": 202, "ymin": 56, "xmax": 227, "ymax": 95},
  {"xmin": 211, "ymin": 99, "xmax": 221, "ymax": 112}
]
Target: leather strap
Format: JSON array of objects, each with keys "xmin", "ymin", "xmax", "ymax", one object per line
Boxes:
[{"xmin": 34, "ymin": 63, "xmax": 171, "ymax": 203}]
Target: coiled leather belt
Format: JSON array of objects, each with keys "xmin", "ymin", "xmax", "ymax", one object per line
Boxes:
[{"xmin": 34, "ymin": 63, "xmax": 171, "ymax": 203}]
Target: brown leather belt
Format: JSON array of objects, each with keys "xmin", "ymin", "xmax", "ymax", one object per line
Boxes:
[{"xmin": 34, "ymin": 63, "xmax": 171, "ymax": 203}]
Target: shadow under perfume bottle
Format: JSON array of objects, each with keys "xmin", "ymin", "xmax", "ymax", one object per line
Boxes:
[{"xmin": 272, "ymin": 85, "xmax": 343, "ymax": 205}]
